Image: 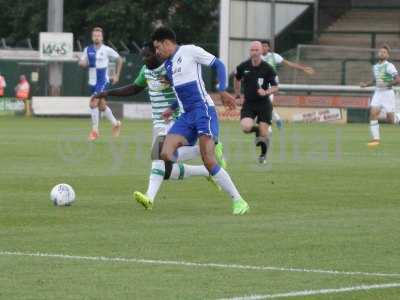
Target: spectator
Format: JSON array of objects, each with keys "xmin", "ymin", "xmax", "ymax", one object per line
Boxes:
[
  {"xmin": 15, "ymin": 75, "xmax": 30, "ymax": 100},
  {"xmin": 15, "ymin": 74, "xmax": 31, "ymax": 116},
  {"xmin": 0, "ymin": 72, "xmax": 6, "ymax": 97}
]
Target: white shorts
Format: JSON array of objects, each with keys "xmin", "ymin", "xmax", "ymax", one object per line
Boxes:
[
  {"xmin": 370, "ymin": 89, "xmax": 396, "ymax": 113},
  {"xmin": 151, "ymin": 121, "xmax": 174, "ymax": 147}
]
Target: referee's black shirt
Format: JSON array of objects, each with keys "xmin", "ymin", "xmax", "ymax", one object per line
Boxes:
[{"xmin": 235, "ymin": 59, "xmax": 277, "ymax": 104}]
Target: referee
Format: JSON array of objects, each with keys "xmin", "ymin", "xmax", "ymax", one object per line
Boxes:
[{"xmin": 234, "ymin": 41, "xmax": 278, "ymax": 164}]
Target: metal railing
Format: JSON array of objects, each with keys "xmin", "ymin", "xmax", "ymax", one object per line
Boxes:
[
  {"xmin": 318, "ymin": 31, "xmax": 400, "ymax": 52},
  {"xmin": 291, "ymin": 44, "xmax": 400, "ymax": 85}
]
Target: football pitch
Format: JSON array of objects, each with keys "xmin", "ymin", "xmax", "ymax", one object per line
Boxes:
[{"xmin": 1, "ymin": 116, "xmax": 399, "ymax": 300}]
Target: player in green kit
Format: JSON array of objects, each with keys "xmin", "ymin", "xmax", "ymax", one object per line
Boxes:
[
  {"xmin": 360, "ymin": 45, "xmax": 400, "ymax": 147},
  {"xmin": 94, "ymin": 42, "xmax": 225, "ymax": 209}
]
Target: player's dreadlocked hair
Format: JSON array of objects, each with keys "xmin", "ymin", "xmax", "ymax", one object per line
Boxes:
[{"xmin": 151, "ymin": 27, "xmax": 176, "ymax": 43}]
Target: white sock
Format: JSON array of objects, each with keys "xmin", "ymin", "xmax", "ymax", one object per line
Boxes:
[
  {"xmin": 272, "ymin": 110, "xmax": 281, "ymax": 121},
  {"xmin": 370, "ymin": 120, "xmax": 380, "ymax": 140},
  {"xmin": 104, "ymin": 106, "xmax": 118, "ymax": 126},
  {"xmin": 90, "ymin": 107, "xmax": 99, "ymax": 131},
  {"xmin": 146, "ymin": 160, "xmax": 165, "ymax": 201},
  {"xmin": 175, "ymin": 145, "xmax": 200, "ymax": 161},
  {"xmin": 170, "ymin": 163, "xmax": 209, "ymax": 180},
  {"xmin": 211, "ymin": 166, "xmax": 242, "ymax": 202}
]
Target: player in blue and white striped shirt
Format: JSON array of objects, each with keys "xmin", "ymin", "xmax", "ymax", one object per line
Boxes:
[{"xmin": 78, "ymin": 27, "xmax": 123, "ymax": 141}]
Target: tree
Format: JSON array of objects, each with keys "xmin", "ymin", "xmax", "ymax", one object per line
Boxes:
[{"xmin": 0, "ymin": 0, "xmax": 219, "ymax": 53}]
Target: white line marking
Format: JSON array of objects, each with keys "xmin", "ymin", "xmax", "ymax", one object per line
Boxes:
[
  {"xmin": 1, "ymin": 250, "xmax": 400, "ymax": 278},
  {"xmin": 217, "ymin": 283, "xmax": 400, "ymax": 300}
]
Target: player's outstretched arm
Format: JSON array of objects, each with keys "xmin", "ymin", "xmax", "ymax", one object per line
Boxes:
[
  {"xmin": 283, "ymin": 59, "xmax": 315, "ymax": 75},
  {"xmin": 192, "ymin": 45, "xmax": 237, "ymax": 110},
  {"xmin": 360, "ymin": 80, "xmax": 375, "ymax": 88},
  {"xmin": 94, "ymin": 84, "xmax": 145, "ymax": 99},
  {"xmin": 95, "ymin": 64, "xmax": 148, "ymax": 99},
  {"xmin": 211, "ymin": 59, "xmax": 237, "ymax": 110}
]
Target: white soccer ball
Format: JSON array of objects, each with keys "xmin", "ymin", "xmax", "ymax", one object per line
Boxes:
[{"xmin": 50, "ymin": 183, "xmax": 75, "ymax": 206}]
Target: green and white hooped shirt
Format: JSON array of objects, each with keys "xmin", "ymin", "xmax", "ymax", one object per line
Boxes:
[
  {"xmin": 134, "ymin": 64, "xmax": 179, "ymax": 128},
  {"xmin": 373, "ymin": 61, "xmax": 398, "ymax": 90},
  {"xmin": 262, "ymin": 52, "xmax": 284, "ymax": 73}
]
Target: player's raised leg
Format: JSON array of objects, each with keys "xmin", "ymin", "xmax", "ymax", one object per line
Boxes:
[
  {"xmin": 174, "ymin": 143, "xmax": 227, "ymax": 169},
  {"xmin": 174, "ymin": 145, "xmax": 200, "ymax": 161},
  {"xmin": 241, "ymin": 117, "xmax": 270, "ymax": 164},
  {"xmin": 160, "ymin": 134, "xmax": 187, "ymax": 162},
  {"xmin": 241, "ymin": 117, "xmax": 260, "ymax": 136},
  {"xmin": 88, "ymin": 96, "xmax": 100, "ymax": 141},
  {"xmin": 99, "ymin": 97, "xmax": 122, "ymax": 137}
]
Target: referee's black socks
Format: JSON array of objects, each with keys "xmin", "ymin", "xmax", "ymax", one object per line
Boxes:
[
  {"xmin": 255, "ymin": 137, "xmax": 268, "ymax": 156},
  {"xmin": 251, "ymin": 126, "xmax": 260, "ymax": 137}
]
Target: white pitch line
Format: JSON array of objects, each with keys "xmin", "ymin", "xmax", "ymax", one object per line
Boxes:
[
  {"xmin": 217, "ymin": 282, "xmax": 400, "ymax": 300},
  {"xmin": 1, "ymin": 250, "xmax": 400, "ymax": 279}
]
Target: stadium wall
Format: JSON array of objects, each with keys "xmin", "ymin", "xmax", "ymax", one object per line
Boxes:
[
  {"xmin": 30, "ymin": 85, "xmax": 400, "ymax": 124},
  {"xmin": 0, "ymin": 52, "xmax": 215, "ymax": 98},
  {"xmin": 351, "ymin": 0, "xmax": 400, "ymax": 8}
]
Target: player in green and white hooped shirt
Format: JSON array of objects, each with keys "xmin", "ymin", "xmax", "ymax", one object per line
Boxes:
[
  {"xmin": 360, "ymin": 45, "xmax": 400, "ymax": 148},
  {"xmin": 261, "ymin": 40, "xmax": 315, "ymax": 130},
  {"xmin": 94, "ymin": 43, "xmax": 223, "ymax": 208}
]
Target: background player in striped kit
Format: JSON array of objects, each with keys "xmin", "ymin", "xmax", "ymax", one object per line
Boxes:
[
  {"xmin": 94, "ymin": 43, "xmax": 223, "ymax": 208},
  {"xmin": 360, "ymin": 45, "xmax": 400, "ymax": 147},
  {"xmin": 78, "ymin": 27, "xmax": 124, "ymax": 141},
  {"xmin": 261, "ymin": 40, "xmax": 315, "ymax": 130}
]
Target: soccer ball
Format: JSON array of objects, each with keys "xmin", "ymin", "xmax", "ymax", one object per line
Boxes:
[{"xmin": 50, "ymin": 183, "xmax": 75, "ymax": 206}]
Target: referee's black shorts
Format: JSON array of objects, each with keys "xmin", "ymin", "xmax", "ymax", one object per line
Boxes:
[{"xmin": 240, "ymin": 100, "xmax": 273, "ymax": 125}]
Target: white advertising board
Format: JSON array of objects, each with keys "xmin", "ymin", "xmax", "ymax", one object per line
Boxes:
[
  {"xmin": 292, "ymin": 108, "xmax": 342, "ymax": 123},
  {"xmin": 32, "ymin": 97, "xmax": 90, "ymax": 116},
  {"xmin": 123, "ymin": 103, "xmax": 152, "ymax": 120},
  {"xmin": 39, "ymin": 32, "xmax": 74, "ymax": 61}
]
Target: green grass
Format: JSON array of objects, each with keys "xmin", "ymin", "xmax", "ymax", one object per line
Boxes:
[{"xmin": 0, "ymin": 116, "xmax": 400, "ymax": 300}]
